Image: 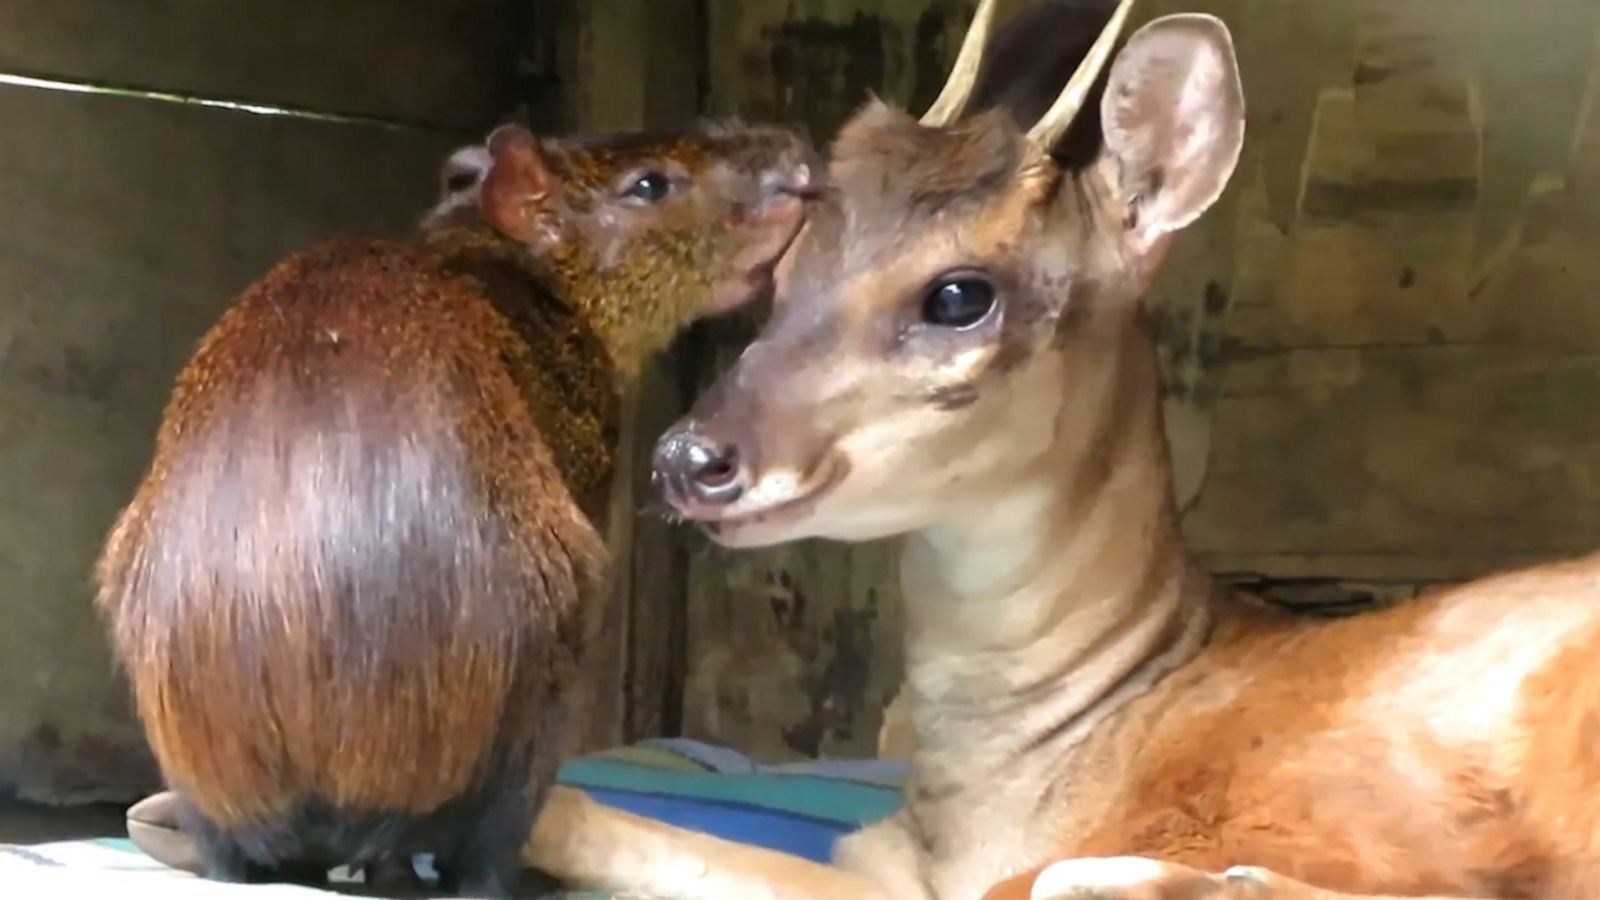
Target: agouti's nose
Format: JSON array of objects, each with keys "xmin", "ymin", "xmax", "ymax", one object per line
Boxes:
[{"xmin": 652, "ymin": 429, "xmax": 748, "ymax": 508}]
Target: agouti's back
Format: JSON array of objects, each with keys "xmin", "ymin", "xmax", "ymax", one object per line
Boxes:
[{"xmin": 95, "ymin": 122, "xmax": 819, "ymax": 895}]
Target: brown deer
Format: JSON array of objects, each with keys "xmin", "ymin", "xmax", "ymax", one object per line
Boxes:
[
  {"xmin": 98, "ymin": 119, "xmax": 817, "ymax": 897},
  {"xmin": 647, "ymin": 1, "xmax": 1600, "ymax": 898}
]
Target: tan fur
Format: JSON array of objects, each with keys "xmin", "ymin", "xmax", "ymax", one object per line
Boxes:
[{"xmin": 638, "ymin": 8, "xmax": 1600, "ymax": 900}]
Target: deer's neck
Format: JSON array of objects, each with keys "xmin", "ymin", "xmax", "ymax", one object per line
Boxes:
[{"xmin": 899, "ymin": 312, "xmax": 1216, "ymax": 768}]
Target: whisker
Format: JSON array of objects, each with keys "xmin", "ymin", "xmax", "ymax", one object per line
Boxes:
[{"xmin": 637, "ymin": 501, "xmax": 686, "ymax": 525}]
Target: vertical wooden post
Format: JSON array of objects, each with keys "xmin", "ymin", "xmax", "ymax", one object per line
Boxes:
[{"xmin": 564, "ymin": 0, "xmax": 705, "ymax": 748}]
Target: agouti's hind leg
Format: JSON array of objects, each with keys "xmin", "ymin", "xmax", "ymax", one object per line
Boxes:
[
  {"xmin": 438, "ymin": 791, "xmax": 539, "ymax": 899},
  {"xmin": 174, "ymin": 798, "xmax": 266, "ymax": 883},
  {"xmin": 275, "ymin": 860, "xmax": 331, "ymax": 887},
  {"xmin": 365, "ymin": 854, "xmax": 427, "ymax": 892}
]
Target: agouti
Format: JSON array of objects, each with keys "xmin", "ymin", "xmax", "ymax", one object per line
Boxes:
[{"xmin": 94, "ymin": 121, "xmax": 818, "ymax": 897}]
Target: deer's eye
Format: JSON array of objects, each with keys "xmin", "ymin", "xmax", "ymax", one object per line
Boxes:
[
  {"xmin": 620, "ymin": 171, "xmax": 672, "ymax": 204},
  {"xmin": 921, "ymin": 275, "xmax": 997, "ymax": 329}
]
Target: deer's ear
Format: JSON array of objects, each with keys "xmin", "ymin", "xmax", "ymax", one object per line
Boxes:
[
  {"xmin": 481, "ymin": 124, "xmax": 560, "ymax": 246},
  {"xmin": 1098, "ymin": 14, "xmax": 1244, "ymax": 244}
]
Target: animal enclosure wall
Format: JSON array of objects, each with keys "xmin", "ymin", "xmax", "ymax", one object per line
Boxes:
[
  {"xmin": 679, "ymin": 0, "xmax": 1600, "ymax": 761},
  {"xmin": 1, "ymin": 0, "xmax": 1597, "ymax": 806}
]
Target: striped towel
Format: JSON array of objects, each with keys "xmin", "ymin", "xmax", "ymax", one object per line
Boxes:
[
  {"xmin": 561, "ymin": 737, "xmax": 906, "ymax": 864},
  {"xmin": 0, "ymin": 738, "xmax": 908, "ymax": 896}
]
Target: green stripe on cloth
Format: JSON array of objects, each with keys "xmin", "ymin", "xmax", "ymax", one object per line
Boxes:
[
  {"xmin": 579, "ymin": 743, "xmax": 716, "ymax": 773},
  {"xmin": 558, "ymin": 757, "xmax": 902, "ymax": 828}
]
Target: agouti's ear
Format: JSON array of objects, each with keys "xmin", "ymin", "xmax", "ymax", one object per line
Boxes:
[{"xmin": 482, "ymin": 124, "xmax": 560, "ymax": 246}]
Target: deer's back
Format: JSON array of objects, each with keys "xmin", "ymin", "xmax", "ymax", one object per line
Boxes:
[{"xmin": 1050, "ymin": 550, "xmax": 1600, "ymax": 897}]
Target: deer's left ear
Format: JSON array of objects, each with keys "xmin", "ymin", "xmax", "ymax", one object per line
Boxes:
[{"xmin": 1098, "ymin": 14, "xmax": 1244, "ymax": 245}]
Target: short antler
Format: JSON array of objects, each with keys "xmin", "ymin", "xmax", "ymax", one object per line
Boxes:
[
  {"xmin": 1026, "ymin": 0, "xmax": 1137, "ymax": 149},
  {"xmin": 920, "ymin": 0, "xmax": 998, "ymax": 127}
]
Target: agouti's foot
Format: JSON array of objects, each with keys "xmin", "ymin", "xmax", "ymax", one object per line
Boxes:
[{"xmin": 126, "ymin": 790, "xmax": 205, "ymax": 875}]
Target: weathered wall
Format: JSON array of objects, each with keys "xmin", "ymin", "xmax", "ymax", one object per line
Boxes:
[
  {"xmin": 0, "ymin": 1, "xmax": 518, "ymax": 803},
  {"xmin": 680, "ymin": 0, "xmax": 1600, "ymax": 761}
]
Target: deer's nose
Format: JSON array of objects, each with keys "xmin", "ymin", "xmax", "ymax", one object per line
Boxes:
[{"xmin": 653, "ymin": 428, "xmax": 748, "ymax": 508}]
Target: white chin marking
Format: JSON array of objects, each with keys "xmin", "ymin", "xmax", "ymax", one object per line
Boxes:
[
  {"xmin": 1030, "ymin": 857, "xmax": 1169, "ymax": 898},
  {"xmin": 742, "ymin": 468, "xmax": 805, "ymax": 508}
]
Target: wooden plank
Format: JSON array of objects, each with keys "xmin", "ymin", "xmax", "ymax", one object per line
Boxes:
[
  {"xmin": 0, "ymin": 83, "xmax": 462, "ymax": 802},
  {"xmin": 565, "ymin": 0, "xmax": 708, "ymax": 744},
  {"xmin": 0, "ymin": 0, "xmax": 519, "ymax": 131},
  {"xmin": 1185, "ymin": 16, "xmax": 1600, "ymax": 582},
  {"xmin": 1184, "ymin": 346, "xmax": 1600, "ymax": 578},
  {"xmin": 1574, "ymin": 27, "xmax": 1600, "ymax": 181}
]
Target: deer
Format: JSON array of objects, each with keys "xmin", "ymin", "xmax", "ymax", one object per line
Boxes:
[
  {"xmin": 98, "ymin": 117, "xmax": 819, "ymax": 897},
  {"xmin": 643, "ymin": 0, "xmax": 1600, "ymax": 898}
]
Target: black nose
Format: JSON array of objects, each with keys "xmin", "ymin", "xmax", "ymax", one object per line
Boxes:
[{"xmin": 653, "ymin": 429, "xmax": 747, "ymax": 507}]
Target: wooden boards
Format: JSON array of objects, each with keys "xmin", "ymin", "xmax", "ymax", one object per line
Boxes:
[
  {"xmin": 0, "ymin": 0, "xmax": 520, "ymax": 130},
  {"xmin": 0, "ymin": 79, "xmax": 465, "ymax": 800}
]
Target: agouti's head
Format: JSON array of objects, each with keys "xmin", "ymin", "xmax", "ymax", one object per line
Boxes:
[{"xmin": 475, "ymin": 122, "xmax": 821, "ymax": 368}]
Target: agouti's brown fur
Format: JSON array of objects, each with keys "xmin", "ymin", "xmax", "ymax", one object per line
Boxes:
[{"xmin": 94, "ymin": 122, "xmax": 818, "ymax": 896}]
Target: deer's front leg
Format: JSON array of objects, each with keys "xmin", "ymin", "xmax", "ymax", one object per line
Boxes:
[
  {"xmin": 1014, "ymin": 857, "xmax": 1473, "ymax": 900},
  {"xmin": 526, "ymin": 785, "xmax": 888, "ymax": 900},
  {"xmin": 1011, "ymin": 857, "xmax": 1264, "ymax": 900}
]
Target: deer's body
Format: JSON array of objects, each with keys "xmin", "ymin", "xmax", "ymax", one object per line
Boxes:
[
  {"xmin": 979, "ymin": 566, "xmax": 1600, "ymax": 899},
  {"xmin": 841, "ymin": 307, "xmax": 1600, "ymax": 900},
  {"xmin": 99, "ymin": 123, "xmax": 815, "ymax": 896},
  {"xmin": 643, "ymin": 2, "xmax": 1600, "ymax": 899}
]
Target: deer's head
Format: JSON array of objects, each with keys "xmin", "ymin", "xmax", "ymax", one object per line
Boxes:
[{"xmin": 654, "ymin": 0, "xmax": 1244, "ymax": 547}]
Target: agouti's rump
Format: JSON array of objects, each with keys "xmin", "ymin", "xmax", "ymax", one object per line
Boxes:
[{"xmin": 96, "ymin": 122, "xmax": 819, "ymax": 895}]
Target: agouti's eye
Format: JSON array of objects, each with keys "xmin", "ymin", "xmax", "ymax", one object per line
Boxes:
[
  {"xmin": 621, "ymin": 171, "xmax": 672, "ymax": 204},
  {"xmin": 921, "ymin": 275, "xmax": 997, "ymax": 329}
]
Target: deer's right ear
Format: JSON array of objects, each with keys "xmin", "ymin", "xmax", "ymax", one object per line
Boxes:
[
  {"xmin": 1097, "ymin": 14, "xmax": 1244, "ymax": 246},
  {"xmin": 481, "ymin": 124, "xmax": 560, "ymax": 247}
]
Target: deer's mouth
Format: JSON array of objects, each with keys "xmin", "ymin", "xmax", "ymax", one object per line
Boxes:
[{"xmin": 682, "ymin": 452, "xmax": 850, "ymax": 547}]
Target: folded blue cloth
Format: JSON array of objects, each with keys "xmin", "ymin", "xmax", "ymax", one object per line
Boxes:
[{"xmin": 557, "ymin": 738, "xmax": 908, "ymax": 863}]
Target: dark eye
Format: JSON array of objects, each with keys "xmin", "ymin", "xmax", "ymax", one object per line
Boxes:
[
  {"xmin": 921, "ymin": 275, "xmax": 997, "ymax": 329},
  {"xmin": 444, "ymin": 170, "xmax": 478, "ymax": 193},
  {"xmin": 621, "ymin": 171, "xmax": 672, "ymax": 203}
]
